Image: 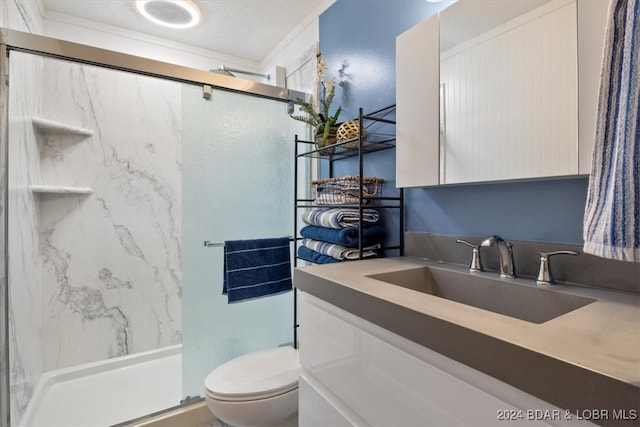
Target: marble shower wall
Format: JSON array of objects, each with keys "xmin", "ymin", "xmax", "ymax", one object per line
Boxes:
[
  {"xmin": 7, "ymin": 50, "xmax": 44, "ymax": 426},
  {"xmin": 7, "ymin": 51, "xmax": 183, "ymax": 423},
  {"xmin": 2, "ymin": 3, "xmax": 45, "ymax": 424},
  {"xmin": 37, "ymin": 56, "xmax": 183, "ymax": 370}
]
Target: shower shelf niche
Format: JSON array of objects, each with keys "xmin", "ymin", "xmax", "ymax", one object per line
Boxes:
[
  {"xmin": 31, "ymin": 117, "xmax": 94, "ymax": 197},
  {"xmin": 32, "ymin": 117, "xmax": 94, "ymax": 137},
  {"xmin": 30, "ymin": 185, "xmax": 94, "ymax": 195}
]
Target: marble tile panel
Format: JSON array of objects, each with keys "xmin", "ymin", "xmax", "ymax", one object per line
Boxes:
[
  {"xmin": 37, "ymin": 57, "xmax": 183, "ymax": 370},
  {"xmin": 6, "ymin": 50, "xmax": 184, "ymax": 427},
  {"xmin": 7, "ymin": 51, "xmax": 44, "ymax": 426}
]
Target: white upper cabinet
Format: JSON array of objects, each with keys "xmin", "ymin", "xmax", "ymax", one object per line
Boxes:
[
  {"xmin": 396, "ymin": 14, "xmax": 440, "ymax": 187},
  {"xmin": 396, "ymin": 0, "xmax": 610, "ymax": 187}
]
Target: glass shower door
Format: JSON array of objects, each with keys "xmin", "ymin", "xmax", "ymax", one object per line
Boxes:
[
  {"xmin": 7, "ymin": 50, "xmax": 184, "ymax": 426},
  {"xmin": 181, "ymin": 85, "xmax": 304, "ymax": 398}
]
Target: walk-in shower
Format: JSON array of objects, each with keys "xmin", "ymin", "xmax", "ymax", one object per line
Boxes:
[{"xmin": 0, "ymin": 28, "xmax": 309, "ymax": 427}]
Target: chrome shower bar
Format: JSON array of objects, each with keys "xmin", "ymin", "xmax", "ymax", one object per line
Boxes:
[
  {"xmin": 0, "ymin": 28, "xmax": 309, "ymax": 103},
  {"xmin": 220, "ymin": 65, "xmax": 270, "ymax": 80}
]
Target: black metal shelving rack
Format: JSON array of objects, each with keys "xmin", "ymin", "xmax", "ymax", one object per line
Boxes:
[{"xmin": 291, "ymin": 104, "xmax": 404, "ymax": 348}]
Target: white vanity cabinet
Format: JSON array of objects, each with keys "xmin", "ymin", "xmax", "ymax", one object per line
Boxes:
[
  {"xmin": 396, "ymin": 0, "xmax": 609, "ymax": 187},
  {"xmin": 298, "ymin": 293, "xmax": 592, "ymax": 426}
]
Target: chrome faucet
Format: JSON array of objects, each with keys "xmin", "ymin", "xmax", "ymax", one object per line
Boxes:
[
  {"xmin": 536, "ymin": 250, "xmax": 580, "ymax": 285},
  {"xmin": 456, "ymin": 239, "xmax": 484, "ymax": 272},
  {"xmin": 481, "ymin": 235, "xmax": 516, "ymax": 278}
]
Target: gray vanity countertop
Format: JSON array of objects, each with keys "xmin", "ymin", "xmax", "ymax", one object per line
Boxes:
[{"xmin": 294, "ymin": 256, "xmax": 640, "ymax": 424}]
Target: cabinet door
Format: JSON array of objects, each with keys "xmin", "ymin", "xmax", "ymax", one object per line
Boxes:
[
  {"xmin": 577, "ymin": 0, "xmax": 610, "ymax": 174},
  {"xmin": 298, "ymin": 293, "xmax": 593, "ymax": 426},
  {"xmin": 396, "ymin": 15, "xmax": 440, "ymax": 187}
]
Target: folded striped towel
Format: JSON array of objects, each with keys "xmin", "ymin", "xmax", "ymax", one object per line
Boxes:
[
  {"xmin": 299, "ymin": 225, "xmax": 385, "ymax": 247},
  {"xmin": 297, "ymin": 246, "xmax": 341, "ymax": 264},
  {"xmin": 223, "ymin": 237, "xmax": 292, "ymax": 303},
  {"xmin": 302, "ymin": 238, "xmax": 380, "ymax": 260},
  {"xmin": 302, "ymin": 208, "xmax": 380, "ymax": 229}
]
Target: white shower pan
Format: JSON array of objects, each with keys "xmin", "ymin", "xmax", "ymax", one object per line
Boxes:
[{"xmin": 20, "ymin": 345, "xmax": 182, "ymax": 427}]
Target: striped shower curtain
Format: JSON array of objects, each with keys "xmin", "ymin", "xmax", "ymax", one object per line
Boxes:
[{"xmin": 583, "ymin": 0, "xmax": 639, "ymax": 262}]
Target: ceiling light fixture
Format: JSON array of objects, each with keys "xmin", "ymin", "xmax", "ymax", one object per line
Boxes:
[{"xmin": 135, "ymin": 0, "xmax": 201, "ymax": 29}]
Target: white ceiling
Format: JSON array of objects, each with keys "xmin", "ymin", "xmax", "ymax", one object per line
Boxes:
[{"xmin": 42, "ymin": 0, "xmax": 328, "ymax": 63}]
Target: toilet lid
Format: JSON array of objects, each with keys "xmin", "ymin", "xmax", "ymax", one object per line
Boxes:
[{"xmin": 205, "ymin": 346, "xmax": 300, "ymax": 401}]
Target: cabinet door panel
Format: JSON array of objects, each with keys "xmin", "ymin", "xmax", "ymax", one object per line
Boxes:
[
  {"xmin": 396, "ymin": 15, "xmax": 440, "ymax": 187},
  {"xmin": 299, "ymin": 294, "xmax": 560, "ymax": 426},
  {"xmin": 577, "ymin": 0, "xmax": 610, "ymax": 174}
]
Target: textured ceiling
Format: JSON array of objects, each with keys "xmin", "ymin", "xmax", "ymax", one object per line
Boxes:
[{"xmin": 42, "ymin": 0, "xmax": 327, "ymax": 63}]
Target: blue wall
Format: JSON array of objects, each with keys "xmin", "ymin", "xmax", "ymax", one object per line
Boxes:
[{"xmin": 320, "ymin": 0, "xmax": 589, "ymax": 245}]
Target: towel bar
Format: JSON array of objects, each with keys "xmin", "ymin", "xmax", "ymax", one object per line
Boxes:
[
  {"xmin": 204, "ymin": 241, "xmax": 224, "ymax": 247},
  {"xmin": 204, "ymin": 238, "xmax": 295, "ymax": 248}
]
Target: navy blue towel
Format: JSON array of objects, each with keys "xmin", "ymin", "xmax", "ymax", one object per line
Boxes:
[
  {"xmin": 299, "ymin": 225, "xmax": 385, "ymax": 248},
  {"xmin": 223, "ymin": 237, "xmax": 292, "ymax": 303},
  {"xmin": 297, "ymin": 246, "xmax": 342, "ymax": 265}
]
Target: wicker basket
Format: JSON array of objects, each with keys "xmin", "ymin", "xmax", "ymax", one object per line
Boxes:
[
  {"xmin": 312, "ymin": 175, "xmax": 384, "ymax": 205},
  {"xmin": 337, "ymin": 120, "xmax": 367, "ymax": 149}
]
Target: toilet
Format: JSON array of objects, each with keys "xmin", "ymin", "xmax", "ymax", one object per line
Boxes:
[{"xmin": 204, "ymin": 346, "xmax": 301, "ymax": 427}]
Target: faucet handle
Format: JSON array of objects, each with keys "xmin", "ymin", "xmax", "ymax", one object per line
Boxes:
[
  {"xmin": 456, "ymin": 239, "xmax": 484, "ymax": 272},
  {"xmin": 536, "ymin": 250, "xmax": 580, "ymax": 285}
]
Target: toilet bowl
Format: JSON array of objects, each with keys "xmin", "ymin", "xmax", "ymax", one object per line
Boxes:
[{"xmin": 204, "ymin": 346, "xmax": 300, "ymax": 427}]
